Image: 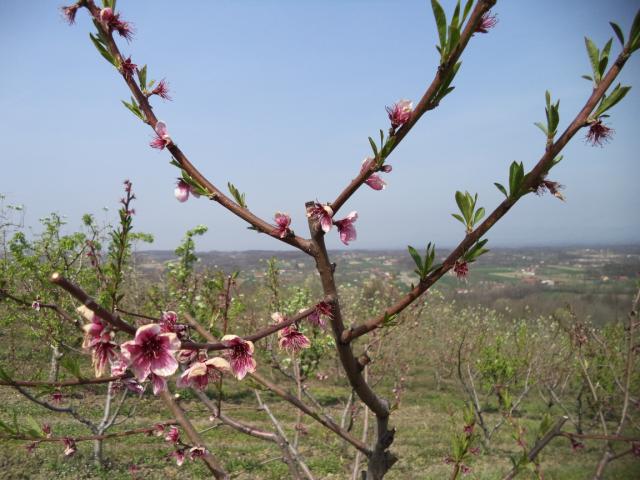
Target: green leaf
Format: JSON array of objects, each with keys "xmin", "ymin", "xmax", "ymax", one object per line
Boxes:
[
  {"xmin": 60, "ymin": 356, "xmax": 82, "ymax": 379},
  {"xmin": 462, "ymin": 0, "xmax": 473, "ymax": 24},
  {"xmin": 368, "ymin": 137, "xmax": 378, "ymax": 159},
  {"xmin": 431, "ymin": 0, "xmax": 448, "ymax": 52},
  {"xmin": 473, "ymin": 207, "xmax": 485, "ymax": 225},
  {"xmin": 451, "ymin": 1, "xmax": 461, "ymax": 29},
  {"xmin": 593, "ymin": 84, "xmax": 631, "ymax": 117},
  {"xmin": 451, "ymin": 213, "xmax": 466, "ymax": 225},
  {"xmin": 24, "ymin": 416, "xmax": 43, "ymax": 438},
  {"xmin": 581, "ymin": 74, "xmax": 593, "ymax": 82},
  {"xmin": 89, "ymin": 33, "xmax": 116, "ymax": 67},
  {"xmin": 584, "ymin": 37, "xmax": 600, "ymax": 81},
  {"xmin": 508, "ymin": 161, "xmax": 524, "ymax": 198},
  {"xmin": 121, "ymin": 99, "xmax": 145, "ymax": 122},
  {"xmin": 382, "ymin": 312, "xmax": 399, "ymax": 327},
  {"xmin": 407, "ymin": 245, "xmax": 423, "ymax": 272},
  {"xmin": 494, "ymin": 182, "xmax": 508, "ymax": 198},
  {"xmin": 138, "ymin": 65, "xmax": 147, "ymax": 90},
  {"xmin": 448, "ymin": 24, "xmax": 461, "ymax": 54},
  {"xmin": 227, "ymin": 182, "xmax": 247, "ymax": 208},
  {"xmin": 610, "ymin": 22, "xmax": 625, "ymax": 46},
  {"xmin": 534, "ymin": 121, "xmax": 548, "ymax": 136},
  {"xmin": 600, "ymin": 38, "xmax": 613, "ymax": 70},
  {"xmin": 630, "ymin": 9, "xmax": 640, "ymax": 51}
]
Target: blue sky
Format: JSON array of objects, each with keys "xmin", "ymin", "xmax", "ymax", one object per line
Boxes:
[{"xmin": 1, "ymin": 1, "xmax": 638, "ymax": 251}]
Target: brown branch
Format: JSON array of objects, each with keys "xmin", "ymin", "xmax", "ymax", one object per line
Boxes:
[
  {"xmin": 159, "ymin": 390, "xmax": 229, "ymax": 479},
  {"xmin": 2, "ymin": 421, "xmax": 176, "ymax": 443},
  {"xmin": 0, "ymin": 374, "xmax": 130, "ymax": 387},
  {"xmin": 501, "ymin": 416, "xmax": 568, "ymax": 480},
  {"xmin": 330, "ymin": 0, "xmax": 497, "ymax": 215},
  {"xmin": 0, "ymin": 288, "xmax": 81, "ymax": 330},
  {"xmin": 184, "ymin": 312, "xmax": 371, "ymax": 455},
  {"xmin": 558, "ymin": 432, "xmax": 640, "ymax": 443},
  {"xmin": 82, "ymin": 0, "xmax": 312, "ymax": 256},
  {"xmin": 343, "ymin": 45, "xmax": 633, "ymax": 343},
  {"xmin": 51, "ymin": 272, "xmax": 136, "ymax": 335}
]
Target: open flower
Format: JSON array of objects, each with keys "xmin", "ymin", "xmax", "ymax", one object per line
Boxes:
[
  {"xmin": 62, "ymin": 437, "xmax": 76, "ymax": 457},
  {"xmin": 475, "ymin": 12, "xmax": 498, "ymax": 34},
  {"xmin": 273, "ymin": 312, "xmax": 310, "ymax": 354},
  {"xmin": 170, "ymin": 449, "xmax": 186, "ymax": 466},
  {"xmin": 586, "ymin": 119, "xmax": 613, "ymax": 146},
  {"xmin": 120, "ymin": 324, "xmax": 180, "ymax": 383},
  {"xmin": 306, "ymin": 203, "xmax": 333, "ymax": 233},
  {"xmin": 78, "ymin": 306, "xmax": 106, "ymax": 348},
  {"xmin": 150, "ymin": 121, "xmax": 171, "ymax": 150},
  {"xmin": 360, "ymin": 157, "xmax": 391, "ymax": 191},
  {"xmin": 334, "ymin": 211, "xmax": 358, "ymax": 245},
  {"xmin": 272, "ymin": 212, "xmax": 292, "ymax": 238},
  {"xmin": 164, "ymin": 426, "xmax": 180, "ymax": 444},
  {"xmin": 31, "ymin": 300, "xmax": 41, "ymax": 311},
  {"xmin": 278, "ymin": 326, "xmax": 310, "ymax": 353},
  {"xmin": 386, "ymin": 99, "xmax": 413, "ymax": 129},
  {"xmin": 176, "ymin": 356, "xmax": 230, "ymax": 390},
  {"xmin": 308, "ymin": 301, "xmax": 332, "ymax": 329},
  {"xmin": 189, "ymin": 446, "xmax": 207, "ymax": 460},
  {"xmin": 151, "ymin": 79, "xmax": 171, "ymax": 101},
  {"xmin": 221, "ymin": 335, "xmax": 256, "ymax": 380}
]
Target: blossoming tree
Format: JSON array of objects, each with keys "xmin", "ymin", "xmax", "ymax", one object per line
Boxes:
[{"xmin": 1, "ymin": 0, "xmax": 639, "ymax": 478}]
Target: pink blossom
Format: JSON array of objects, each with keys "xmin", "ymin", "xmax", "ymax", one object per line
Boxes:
[
  {"xmin": 306, "ymin": 203, "xmax": 333, "ymax": 233},
  {"xmin": 164, "ymin": 426, "xmax": 180, "ymax": 444},
  {"xmin": 159, "ymin": 310, "xmax": 188, "ymax": 337},
  {"xmin": 31, "ymin": 300, "xmax": 41, "ymax": 311},
  {"xmin": 99, "ymin": 7, "xmax": 134, "ymax": 41},
  {"xmin": 221, "ymin": 335, "xmax": 256, "ymax": 380},
  {"xmin": 189, "ymin": 446, "xmax": 207, "ymax": 460},
  {"xmin": 308, "ymin": 301, "xmax": 332, "ymax": 329},
  {"xmin": 151, "ymin": 79, "xmax": 171, "ymax": 101},
  {"xmin": 88, "ymin": 332, "xmax": 118, "ymax": 377},
  {"xmin": 176, "ymin": 349, "xmax": 198, "ymax": 364},
  {"xmin": 170, "ymin": 449, "xmax": 186, "ymax": 466},
  {"xmin": 150, "ymin": 373, "xmax": 168, "ymax": 394},
  {"xmin": 360, "ymin": 157, "xmax": 390, "ymax": 191},
  {"xmin": 475, "ymin": 12, "xmax": 498, "ymax": 34},
  {"xmin": 272, "ymin": 212, "xmax": 292, "ymax": 238},
  {"xmin": 61, "ymin": 5, "xmax": 79, "ymax": 25},
  {"xmin": 278, "ymin": 326, "xmax": 311, "ymax": 353},
  {"xmin": 174, "ymin": 179, "xmax": 202, "ymax": 203},
  {"xmin": 176, "ymin": 357, "xmax": 230, "ymax": 390},
  {"xmin": 120, "ymin": 324, "xmax": 180, "ymax": 383},
  {"xmin": 62, "ymin": 437, "xmax": 76, "ymax": 457},
  {"xmin": 121, "ymin": 56, "xmax": 137, "ymax": 80},
  {"xmin": 150, "ymin": 121, "xmax": 171, "ymax": 150},
  {"xmin": 570, "ymin": 438, "xmax": 585, "ymax": 452},
  {"xmin": 453, "ymin": 260, "xmax": 469, "ymax": 279},
  {"xmin": 152, "ymin": 424, "xmax": 166, "ymax": 437},
  {"xmin": 586, "ymin": 119, "xmax": 614, "ymax": 146},
  {"xmin": 42, "ymin": 423, "xmax": 52, "ymax": 438},
  {"xmin": 273, "ymin": 312, "xmax": 310, "ymax": 354},
  {"xmin": 334, "ymin": 211, "xmax": 358, "ymax": 246},
  {"xmin": 78, "ymin": 305, "xmax": 105, "ymax": 348},
  {"xmin": 386, "ymin": 99, "xmax": 413, "ymax": 129}
]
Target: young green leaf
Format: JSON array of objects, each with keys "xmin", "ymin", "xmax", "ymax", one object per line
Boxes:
[
  {"xmin": 473, "ymin": 207, "xmax": 485, "ymax": 225},
  {"xmin": 610, "ymin": 22, "xmax": 625, "ymax": 46},
  {"xmin": 494, "ymin": 182, "xmax": 508, "ymax": 198},
  {"xmin": 89, "ymin": 33, "xmax": 117, "ymax": 67},
  {"xmin": 593, "ymin": 83, "xmax": 632, "ymax": 117},
  {"xmin": 407, "ymin": 245, "xmax": 423, "ymax": 274},
  {"xmin": 431, "ymin": 0, "xmax": 448, "ymax": 53},
  {"xmin": 138, "ymin": 65, "xmax": 147, "ymax": 90},
  {"xmin": 368, "ymin": 137, "xmax": 379, "ymax": 159},
  {"xmin": 227, "ymin": 182, "xmax": 248, "ymax": 208},
  {"xmin": 462, "ymin": 0, "xmax": 473, "ymax": 24},
  {"xmin": 584, "ymin": 37, "xmax": 600, "ymax": 82}
]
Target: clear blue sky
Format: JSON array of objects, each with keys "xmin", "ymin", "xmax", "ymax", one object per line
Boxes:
[{"xmin": 1, "ymin": 1, "xmax": 638, "ymax": 251}]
